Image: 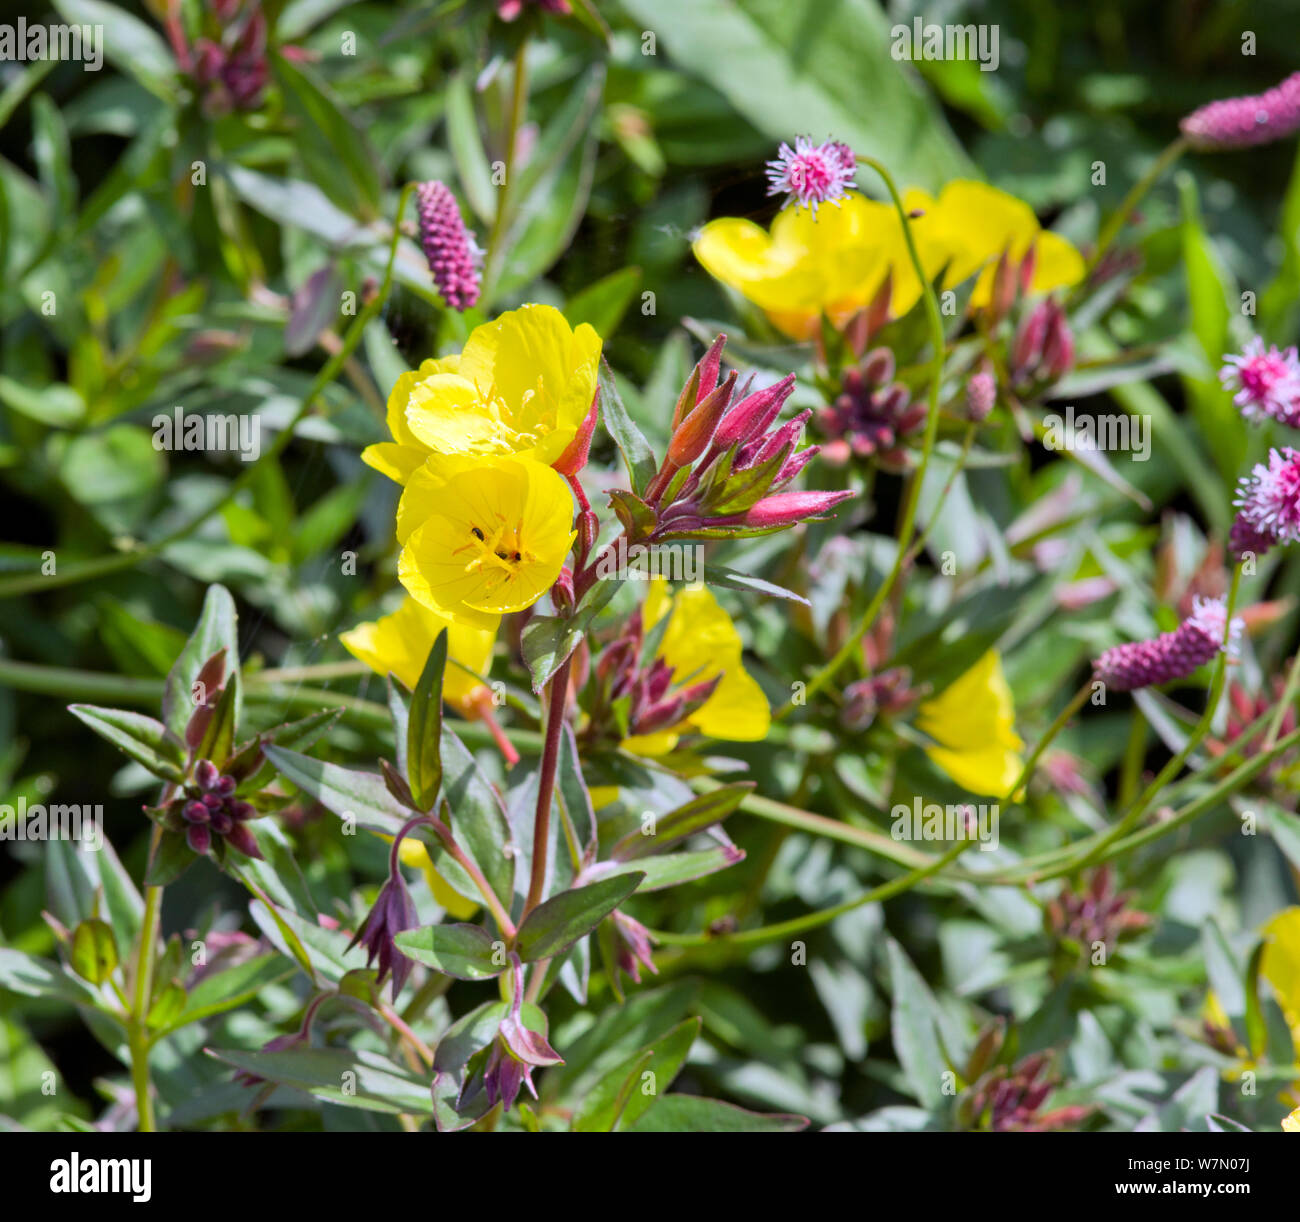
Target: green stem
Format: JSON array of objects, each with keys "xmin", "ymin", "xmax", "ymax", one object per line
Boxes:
[
  {"xmin": 654, "ymin": 837, "xmax": 969, "ymax": 949},
  {"xmin": 1005, "ymin": 680, "xmax": 1092, "ymax": 801},
  {"xmin": 1265, "ymin": 648, "xmax": 1300, "ymax": 749},
  {"xmin": 0, "ymin": 184, "xmax": 417, "ymax": 600},
  {"xmin": 523, "ymin": 656, "xmax": 572, "ymax": 919},
  {"xmin": 777, "ymin": 155, "xmax": 947, "ymax": 719},
  {"xmin": 128, "ymin": 839, "xmax": 164, "ymax": 1133},
  {"xmin": 1088, "ymin": 137, "xmax": 1187, "ymax": 273}
]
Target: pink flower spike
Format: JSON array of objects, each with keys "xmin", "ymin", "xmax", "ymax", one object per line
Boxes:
[
  {"xmin": 1093, "ymin": 596, "xmax": 1242, "ymax": 693},
  {"xmin": 765, "ymin": 137, "xmax": 857, "ymax": 215},
  {"xmin": 1181, "ymin": 72, "xmax": 1300, "ymax": 151},
  {"xmin": 1220, "ymin": 337, "xmax": 1300, "ymax": 426},
  {"xmin": 414, "ymin": 181, "xmax": 481, "ymax": 312}
]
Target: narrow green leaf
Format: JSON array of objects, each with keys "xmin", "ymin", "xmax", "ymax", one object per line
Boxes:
[
  {"xmin": 394, "ymin": 923, "xmax": 505, "ymax": 981},
  {"xmin": 515, "ymin": 874, "xmax": 645, "ymax": 963},
  {"xmin": 67, "ymin": 705, "xmax": 185, "ymax": 782},
  {"xmin": 407, "ymin": 631, "xmax": 447, "ymax": 811}
]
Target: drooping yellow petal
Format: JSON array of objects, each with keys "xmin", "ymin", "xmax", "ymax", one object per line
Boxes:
[
  {"xmin": 340, "ymin": 595, "xmax": 498, "ymax": 710},
  {"xmin": 916, "ymin": 650, "xmax": 1024, "ymax": 798},
  {"xmin": 623, "ymin": 579, "xmax": 769, "ymax": 754},
  {"xmin": 399, "ymin": 455, "xmax": 575, "ymax": 618},
  {"xmin": 1261, "ymin": 908, "xmax": 1300, "ymax": 1042}
]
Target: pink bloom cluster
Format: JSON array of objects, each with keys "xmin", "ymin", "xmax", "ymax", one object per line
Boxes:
[
  {"xmin": 1093, "ymin": 597, "xmax": 1241, "ymax": 692},
  {"xmin": 765, "ymin": 137, "xmax": 857, "ymax": 215},
  {"xmin": 1230, "ymin": 446, "xmax": 1300, "ymax": 561},
  {"xmin": 414, "ymin": 181, "xmax": 482, "ymax": 312},
  {"xmin": 1221, "ymin": 338, "xmax": 1300, "ymax": 426},
  {"xmin": 1181, "ymin": 72, "xmax": 1300, "ymax": 151}
]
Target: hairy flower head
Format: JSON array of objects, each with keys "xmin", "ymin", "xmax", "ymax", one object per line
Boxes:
[
  {"xmin": 1221, "ymin": 337, "xmax": 1300, "ymax": 426},
  {"xmin": 398, "ymin": 454, "xmax": 575, "ymax": 620},
  {"xmin": 765, "ymin": 137, "xmax": 857, "ymax": 215},
  {"xmin": 362, "ymin": 304, "xmax": 601, "ymax": 483}
]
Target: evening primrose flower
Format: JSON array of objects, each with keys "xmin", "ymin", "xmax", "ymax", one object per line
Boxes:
[
  {"xmin": 900, "ymin": 180, "xmax": 1085, "ymax": 310},
  {"xmin": 361, "ymin": 304, "xmax": 601, "ymax": 483},
  {"xmin": 693, "ymin": 191, "xmax": 917, "ymax": 340},
  {"xmin": 915, "ymin": 651, "xmax": 1024, "ymax": 797},
  {"xmin": 398, "ymin": 454, "xmax": 575, "ymax": 620},
  {"xmin": 340, "ymin": 596, "xmax": 498, "ymax": 712},
  {"xmin": 621, "ymin": 579, "xmax": 770, "ymax": 754}
]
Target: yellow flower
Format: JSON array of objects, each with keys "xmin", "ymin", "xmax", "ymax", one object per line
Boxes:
[
  {"xmin": 1262, "ymin": 908, "xmax": 1300, "ymax": 1045},
  {"xmin": 692, "ymin": 181, "xmax": 1083, "ymax": 339},
  {"xmin": 915, "ymin": 650, "xmax": 1024, "ymax": 798},
  {"xmin": 901, "ymin": 180, "xmax": 1084, "ymax": 309},
  {"xmin": 1283, "ymin": 1105, "xmax": 1300, "ymax": 1133},
  {"xmin": 340, "ymin": 596, "xmax": 498, "ymax": 715},
  {"xmin": 693, "ymin": 192, "xmax": 917, "ymax": 340},
  {"xmin": 397, "ymin": 454, "xmax": 575, "ymax": 620},
  {"xmin": 622, "ymin": 579, "xmax": 770, "ymax": 755},
  {"xmin": 362, "ymin": 304, "xmax": 601, "ymax": 482}
]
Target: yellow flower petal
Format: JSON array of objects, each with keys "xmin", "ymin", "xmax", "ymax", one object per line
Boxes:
[
  {"xmin": 399, "ymin": 455, "xmax": 575, "ymax": 618},
  {"xmin": 1261, "ymin": 907, "xmax": 1300, "ymax": 1042},
  {"xmin": 916, "ymin": 650, "xmax": 1024, "ymax": 798},
  {"xmin": 340, "ymin": 595, "xmax": 498, "ymax": 709},
  {"xmin": 624, "ymin": 579, "xmax": 769, "ymax": 754}
]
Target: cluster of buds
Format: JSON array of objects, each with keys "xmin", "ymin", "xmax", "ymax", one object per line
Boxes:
[
  {"xmin": 609, "ymin": 335, "xmax": 852, "ymax": 544},
  {"xmin": 1206, "ymin": 673, "xmax": 1300, "ymax": 792},
  {"xmin": 160, "ymin": 759, "xmax": 261, "ymax": 858},
  {"xmin": 816, "ymin": 348, "xmax": 925, "ymax": 469},
  {"xmin": 840, "ymin": 667, "xmax": 918, "ymax": 732},
  {"xmin": 1009, "ymin": 298, "xmax": 1074, "ymax": 388},
  {"xmin": 959, "ymin": 1051, "xmax": 1092, "ymax": 1133},
  {"xmin": 584, "ymin": 610, "xmax": 720, "ymax": 745},
  {"xmin": 1045, "ymin": 866, "xmax": 1150, "ymax": 958},
  {"xmin": 413, "ymin": 181, "xmax": 482, "ymax": 312},
  {"xmin": 165, "ymin": 0, "xmax": 289, "ymax": 116}
]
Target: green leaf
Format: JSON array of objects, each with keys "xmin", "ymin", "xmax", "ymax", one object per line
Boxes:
[
  {"xmin": 573, "ymin": 1017, "xmax": 699, "ymax": 1132},
  {"xmin": 702, "ymin": 563, "xmax": 809, "ymax": 606},
  {"xmin": 598, "ymin": 359, "xmax": 657, "ymax": 496},
  {"xmin": 445, "ymin": 73, "xmax": 495, "ymax": 223},
  {"xmin": 886, "ymin": 938, "xmax": 950, "ymax": 1110},
  {"xmin": 407, "ymin": 631, "xmax": 447, "ymax": 811},
  {"xmin": 586, "ymin": 846, "xmax": 744, "ymax": 892},
  {"xmin": 144, "ymin": 832, "xmax": 196, "ymax": 888},
  {"xmin": 616, "ymin": 0, "xmax": 966, "ymax": 192},
  {"xmin": 162, "ymin": 585, "xmax": 240, "ymax": 742},
  {"xmin": 626, "ymin": 1095, "xmax": 808, "ymax": 1132},
  {"xmin": 514, "ymin": 874, "xmax": 645, "ymax": 963},
  {"xmin": 52, "ymin": 0, "xmax": 178, "ymax": 100},
  {"xmin": 394, "ymin": 923, "xmax": 505, "ymax": 981},
  {"xmin": 157, "ymin": 955, "xmax": 295, "ymax": 1036},
  {"xmin": 67, "ymin": 705, "xmax": 185, "ymax": 782},
  {"xmin": 610, "ymin": 784, "xmax": 752, "ymax": 860},
  {"xmin": 195, "ymin": 681, "xmax": 238, "ymax": 770},
  {"xmin": 271, "ymin": 52, "xmax": 382, "ymax": 216},
  {"xmin": 566, "ymin": 267, "xmax": 642, "ymax": 340},
  {"xmin": 0, "ymin": 949, "xmax": 99, "ymax": 1006},
  {"xmin": 209, "ymin": 1046, "xmax": 433, "ymax": 1115},
  {"xmin": 69, "ymin": 919, "xmax": 118, "ymax": 986},
  {"xmin": 520, "ymin": 615, "xmax": 584, "ymax": 694}
]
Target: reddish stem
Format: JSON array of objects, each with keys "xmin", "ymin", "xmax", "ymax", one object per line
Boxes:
[{"xmin": 523, "ymin": 656, "xmax": 572, "ymax": 917}]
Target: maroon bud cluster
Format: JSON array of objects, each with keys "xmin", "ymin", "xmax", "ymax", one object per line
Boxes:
[
  {"xmin": 1010, "ymin": 299, "xmax": 1074, "ymax": 387},
  {"xmin": 840, "ymin": 667, "xmax": 917, "ymax": 732},
  {"xmin": 1045, "ymin": 866, "xmax": 1150, "ymax": 955},
  {"xmin": 171, "ymin": 758, "xmax": 261, "ymax": 859},
  {"xmin": 961, "ymin": 1052, "xmax": 1092, "ymax": 1133},
  {"xmin": 816, "ymin": 347, "xmax": 926, "ymax": 469},
  {"xmin": 184, "ymin": 3, "xmax": 272, "ymax": 115},
  {"xmin": 1206, "ymin": 673, "xmax": 1300, "ymax": 791}
]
